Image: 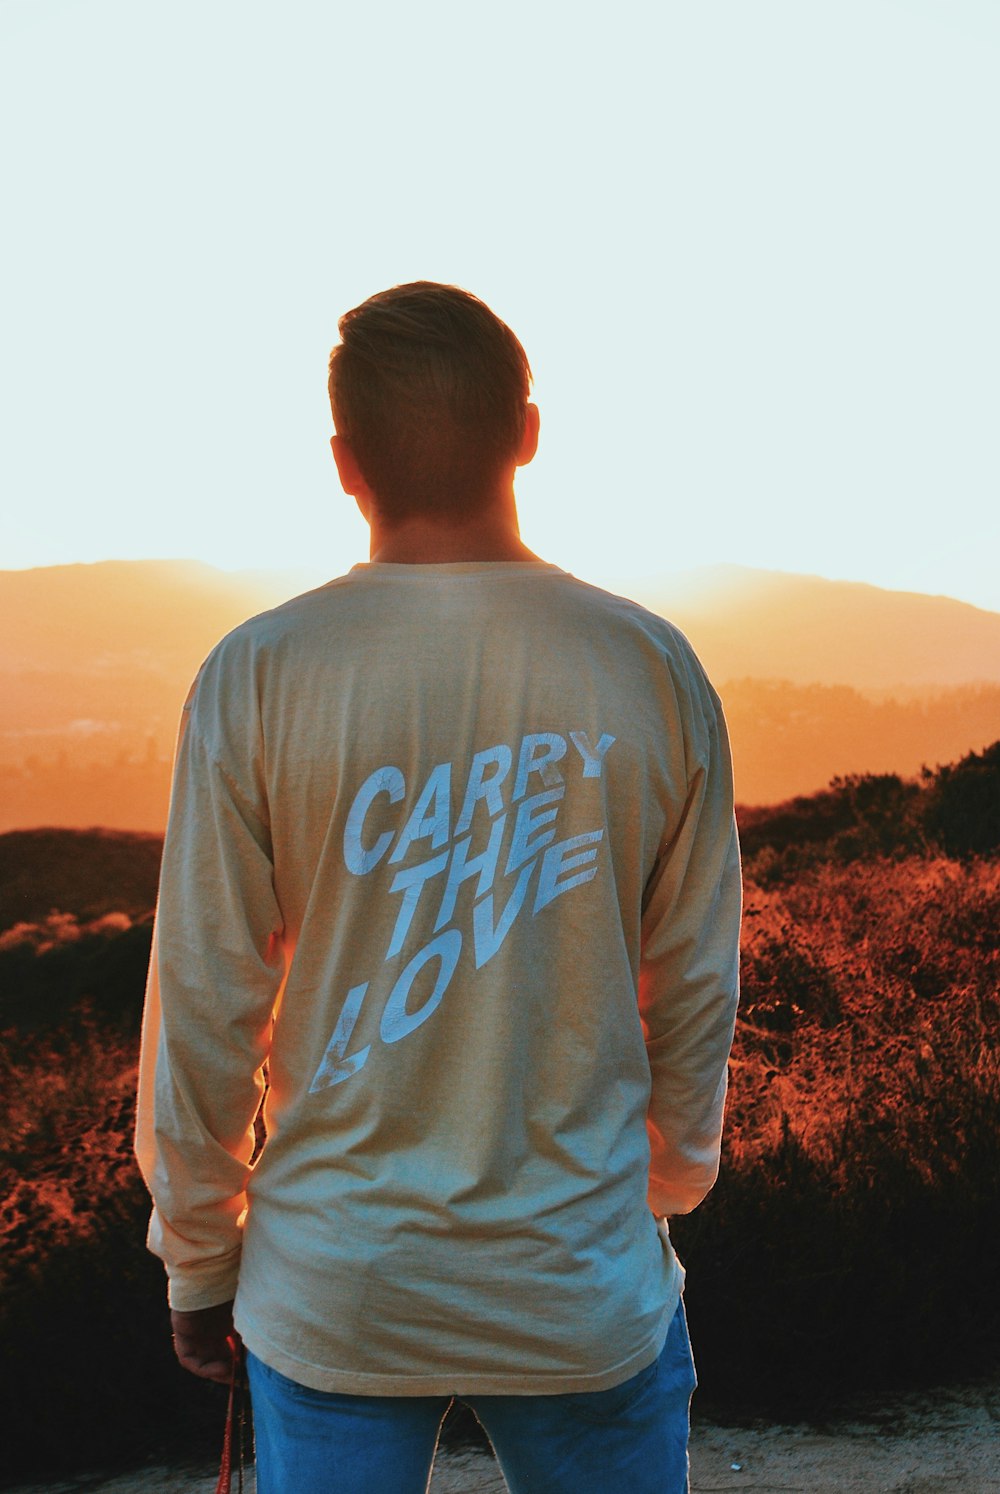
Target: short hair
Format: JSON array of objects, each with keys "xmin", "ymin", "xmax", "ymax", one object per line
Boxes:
[{"xmin": 328, "ymin": 282, "xmax": 533, "ymax": 522}]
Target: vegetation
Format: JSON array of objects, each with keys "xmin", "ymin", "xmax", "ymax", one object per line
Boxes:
[
  {"xmin": 674, "ymin": 850, "xmax": 1000, "ymax": 1413},
  {"xmin": 0, "ymin": 746, "xmax": 998, "ymax": 1478},
  {"xmin": 737, "ymin": 740, "xmax": 1000, "ymax": 879},
  {"xmin": 0, "ymin": 827, "xmax": 162, "ymax": 930}
]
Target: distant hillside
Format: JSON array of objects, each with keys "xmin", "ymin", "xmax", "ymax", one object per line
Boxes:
[
  {"xmin": 3, "ymin": 677, "xmax": 997, "ymax": 831},
  {"xmin": 0, "ymin": 559, "xmax": 316, "ymax": 757},
  {"xmin": 3, "ymin": 743, "xmax": 995, "ymax": 943},
  {"xmin": 2, "ymin": 559, "xmax": 999, "ymax": 828},
  {"xmin": 723, "ymin": 678, "xmax": 1000, "ymax": 804},
  {"xmin": 0, "ymin": 828, "xmax": 162, "ymax": 931},
  {"xmin": 5, "ymin": 559, "xmax": 1000, "ymax": 696},
  {"xmin": 0, "ymin": 558, "xmax": 319, "ymax": 675},
  {"xmin": 625, "ymin": 565, "xmax": 1000, "ymax": 690}
]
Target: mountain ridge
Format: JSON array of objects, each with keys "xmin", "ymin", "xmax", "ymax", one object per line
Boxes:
[
  {"xmin": 2, "ymin": 558, "xmax": 998, "ymax": 826},
  {"xmin": 618, "ymin": 564, "xmax": 1000, "ymax": 690},
  {"xmin": 5, "ymin": 557, "xmax": 998, "ymax": 689}
]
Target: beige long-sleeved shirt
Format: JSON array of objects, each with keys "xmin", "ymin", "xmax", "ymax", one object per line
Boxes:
[{"xmin": 135, "ymin": 561, "xmax": 741, "ymax": 1395}]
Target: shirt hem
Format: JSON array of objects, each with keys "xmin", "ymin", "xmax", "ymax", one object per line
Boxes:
[{"xmin": 233, "ymin": 1278, "xmax": 681, "ymax": 1397}]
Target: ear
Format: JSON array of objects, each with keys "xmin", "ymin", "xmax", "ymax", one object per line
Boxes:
[
  {"xmin": 330, "ymin": 434, "xmax": 363, "ymax": 495},
  {"xmin": 515, "ymin": 403, "xmax": 540, "ymax": 468},
  {"xmin": 331, "ymin": 434, "xmax": 374, "ymax": 524}
]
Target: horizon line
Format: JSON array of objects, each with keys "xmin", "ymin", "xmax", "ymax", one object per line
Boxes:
[{"xmin": 2, "ymin": 554, "xmax": 998, "ymax": 618}]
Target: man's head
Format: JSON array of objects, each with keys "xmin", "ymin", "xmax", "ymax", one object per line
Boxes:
[{"xmin": 328, "ymin": 282, "xmax": 535, "ymax": 525}]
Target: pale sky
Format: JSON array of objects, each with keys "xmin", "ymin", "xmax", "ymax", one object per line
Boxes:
[{"xmin": 2, "ymin": 0, "xmax": 998, "ymax": 611}]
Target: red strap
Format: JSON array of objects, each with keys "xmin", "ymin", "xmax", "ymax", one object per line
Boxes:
[{"xmin": 215, "ymin": 1345, "xmax": 244, "ymax": 1494}]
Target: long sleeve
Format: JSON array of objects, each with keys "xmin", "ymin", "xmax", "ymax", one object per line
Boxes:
[
  {"xmin": 640, "ymin": 690, "xmax": 742, "ymax": 1219},
  {"xmin": 135, "ymin": 673, "xmax": 285, "ymax": 1311}
]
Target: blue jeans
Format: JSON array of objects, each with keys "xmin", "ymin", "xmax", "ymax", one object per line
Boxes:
[{"xmin": 245, "ymin": 1298, "xmax": 696, "ymax": 1493}]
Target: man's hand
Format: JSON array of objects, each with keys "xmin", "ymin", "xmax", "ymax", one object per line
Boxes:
[{"xmin": 171, "ymin": 1300, "xmax": 242, "ymax": 1384}]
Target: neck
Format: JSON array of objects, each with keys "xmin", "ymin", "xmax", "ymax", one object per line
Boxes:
[{"xmin": 368, "ymin": 493, "xmax": 541, "ymax": 565}]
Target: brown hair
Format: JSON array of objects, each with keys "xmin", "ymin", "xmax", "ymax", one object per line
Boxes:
[{"xmin": 328, "ymin": 282, "xmax": 533, "ymax": 521}]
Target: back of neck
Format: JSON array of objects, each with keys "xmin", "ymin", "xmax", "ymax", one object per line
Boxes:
[{"xmin": 369, "ymin": 499, "xmax": 540, "ymax": 565}]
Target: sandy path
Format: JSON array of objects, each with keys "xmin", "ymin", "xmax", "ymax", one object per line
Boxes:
[{"xmin": 8, "ymin": 1383, "xmax": 999, "ymax": 1493}]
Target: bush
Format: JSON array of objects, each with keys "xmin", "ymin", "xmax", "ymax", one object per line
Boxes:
[
  {"xmin": 738, "ymin": 743, "xmax": 1000, "ymax": 883},
  {"xmin": 1, "ymin": 775, "xmax": 999, "ymax": 1472},
  {"xmin": 0, "ymin": 1019, "xmax": 227, "ymax": 1482},
  {"xmin": 922, "ymin": 741, "xmax": 1000, "ymax": 858},
  {"xmin": 673, "ymin": 855, "xmax": 1000, "ymax": 1414}
]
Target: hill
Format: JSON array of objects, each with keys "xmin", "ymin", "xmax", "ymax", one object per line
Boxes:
[
  {"xmin": 6, "ymin": 557, "xmax": 1000, "ymax": 693},
  {"xmin": 723, "ymin": 677, "xmax": 1000, "ymax": 803},
  {"xmin": 2, "ymin": 559, "xmax": 999, "ymax": 828},
  {"xmin": 2, "ymin": 741, "xmax": 995, "ymax": 946},
  {"xmin": 624, "ymin": 564, "xmax": 1000, "ymax": 690}
]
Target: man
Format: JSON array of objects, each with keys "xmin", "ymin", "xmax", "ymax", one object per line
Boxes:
[{"xmin": 136, "ymin": 282, "xmax": 741, "ymax": 1494}]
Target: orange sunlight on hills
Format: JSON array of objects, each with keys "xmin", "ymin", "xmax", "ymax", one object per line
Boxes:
[{"xmin": 2, "ymin": 560, "xmax": 999, "ymax": 833}]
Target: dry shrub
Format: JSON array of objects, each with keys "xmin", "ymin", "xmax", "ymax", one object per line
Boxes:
[
  {"xmin": 1, "ymin": 850, "xmax": 998, "ymax": 1473},
  {"xmin": 0, "ymin": 1015, "xmax": 227, "ymax": 1482},
  {"xmin": 674, "ymin": 855, "xmax": 1000, "ymax": 1414}
]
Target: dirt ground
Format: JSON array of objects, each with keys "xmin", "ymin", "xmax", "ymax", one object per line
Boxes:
[{"xmin": 8, "ymin": 1381, "xmax": 1000, "ymax": 1493}]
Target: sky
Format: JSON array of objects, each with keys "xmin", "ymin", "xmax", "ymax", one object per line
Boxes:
[{"xmin": 2, "ymin": 0, "xmax": 998, "ymax": 612}]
